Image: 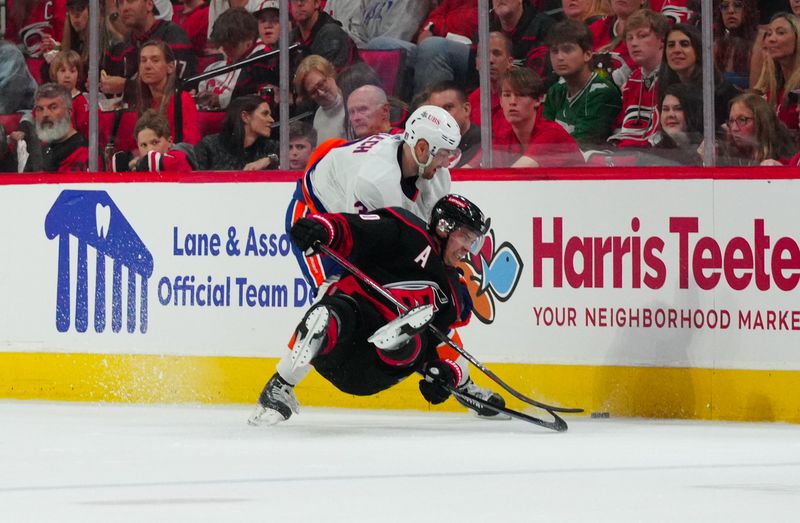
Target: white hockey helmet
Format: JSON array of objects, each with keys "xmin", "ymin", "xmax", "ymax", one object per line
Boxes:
[{"xmin": 403, "ymin": 105, "xmax": 461, "ymax": 173}]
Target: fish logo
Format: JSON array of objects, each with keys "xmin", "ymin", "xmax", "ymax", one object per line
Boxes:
[{"xmin": 458, "ymin": 229, "xmax": 523, "ymax": 324}]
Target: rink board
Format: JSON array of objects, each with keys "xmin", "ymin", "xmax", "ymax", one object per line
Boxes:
[{"xmin": 0, "ymin": 168, "xmax": 798, "ymax": 422}]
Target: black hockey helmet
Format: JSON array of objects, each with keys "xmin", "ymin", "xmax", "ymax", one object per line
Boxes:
[{"xmin": 429, "ymin": 194, "xmax": 490, "ymax": 255}]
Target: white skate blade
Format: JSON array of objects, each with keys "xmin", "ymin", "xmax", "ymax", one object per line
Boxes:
[
  {"xmin": 368, "ymin": 305, "xmax": 434, "ymax": 350},
  {"xmin": 247, "ymin": 405, "xmax": 288, "ymax": 426}
]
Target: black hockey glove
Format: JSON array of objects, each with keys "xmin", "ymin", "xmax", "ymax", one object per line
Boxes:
[
  {"xmin": 418, "ymin": 360, "xmax": 458, "ymax": 405},
  {"xmin": 291, "ymin": 217, "xmax": 330, "ymax": 255}
]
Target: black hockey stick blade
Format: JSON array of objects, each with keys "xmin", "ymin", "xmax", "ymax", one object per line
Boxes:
[
  {"xmin": 444, "ymin": 380, "xmax": 568, "ymax": 432},
  {"xmin": 315, "ymin": 243, "xmax": 583, "ymax": 416},
  {"xmin": 427, "ymin": 324, "xmax": 584, "ymax": 414}
]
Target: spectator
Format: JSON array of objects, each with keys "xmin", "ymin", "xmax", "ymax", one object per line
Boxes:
[
  {"xmin": 50, "ymin": 50, "xmax": 90, "ymax": 139},
  {"xmin": 347, "ymin": 85, "xmax": 401, "ymax": 138},
  {"xmin": 32, "ymin": 83, "xmax": 89, "ymax": 172},
  {"xmin": 290, "ymin": 0, "xmax": 360, "ymax": 70},
  {"xmin": 101, "ymin": 0, "xmax": 196, "ymax": 98},
  {"xmin": 718, "ymin": 92, "xmax": 796, "ymax": 165},
  {"xmin": 133, "ymin": 40, "xmax": 201, "ymax": 144},
  {"xmin": 468, "ymin": 32, "xmax": 514, "ymax": 126},
  {"xmin": 417, "ymin": 0, "xmax": 478, "ymax": 44},
  {"xmin": 649, "ymin": 0, "xmax": 697, "ymax": 24},
  {"xmin": 112, "ymin": 109, "xmax": 197, "ymax": 171},
  {"xmin": 661, "ymin": 23, "xmax": 738, "ymax": 128},
  {"xmin": 714, "ymin": 0, "xmax": 759, "ymax": 91},
  {"xmin": 489, "ymin": 0, "xmax": 556, "ymax": 82},
  {"xmin": 198, "ymin": 7, "xmax": 276, "ymax": 109},
  {"xmin": 543, "ymin": 19, "xmax": 621, "ymax": 148},
  {"xmin": 322, "ymin": 0, "xmax": 364, "ymax": 39},
  {"xmin": 207, "ymin": 0, "xmax": 253, "ymax": 39},
  {"xmin": 294, "ymin": 54, "xmax": 347, "ymax": 141},
  {"xmin": 288, "ymin": 120, "xmax": 317, "ymax": 169},
  {"xmin": 752, "ymin": 13, "xmax": 800, "ymax": 132},
  {"xmin": 589, "ymin": 0, "xmax": 639, "ymax": 88},
  {"xmin": 40, "ymin": 0, "xmax": 109, "ymax": 85},
  {"xmin": 3, "ymin": 0, "xmax": 67, "ymax": 61},
  {"xmin": 175, "ymin": 0, "xmax": 212, "ymax": 57},
  {"xmin": 644, "ymin": 83, "xmax": 702, "ymax": 165},
  {"xmin": 467, "ymin": 67, "xmax": 583, "ymax": 168},
  {"xmin": 608, "ymin": 9, "xmax": 669, "ymax": 149},
  {"xmin": 562, "ymin": 0, "xmax": 611, "ymax": 24},
  {"xmin": 195, "ymin": 94, "xmax": 279, "ymax": 170},
  {"xmin": 365, "ymin": 0, "xmax": 477, "ymax": 95},
  {"xmin": 0, "ymin": 39, "xmax": 37, "ymax": 113},
  {"xmin": 424, "ymin": 81, "xmax": 481, "ymax": 167},
  {"xmin": 355, "ymin": 0, "xmax": 432, "ymax": 46},
  {"xmin": 256, "ymin": 0, "xmax": 280, "ymax": 48}
]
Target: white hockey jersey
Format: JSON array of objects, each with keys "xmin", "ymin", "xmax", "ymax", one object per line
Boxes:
[{"xmin": 303, "ymin": 133, "xmax": 450, "ymax": 220}]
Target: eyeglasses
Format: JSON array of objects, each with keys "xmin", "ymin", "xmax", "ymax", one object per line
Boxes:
[
  {"xmin": 727, "ymin": 116, "xmax": 754, "ymax": 128},
  {"xmin": 306, "ymin": 77, "xmax": 330, "ymax": 96},
  {"xmin": 719, "ymin": 1, "xmax": 744, "ymax": 11}
]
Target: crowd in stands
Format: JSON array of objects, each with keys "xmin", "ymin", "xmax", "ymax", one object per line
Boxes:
[{"xmin": 3, "ymin": 0, "xmax": 800, "ymax": 173}]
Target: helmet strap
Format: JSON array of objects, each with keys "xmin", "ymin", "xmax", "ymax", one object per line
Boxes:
[{"xmin": 411, "ymin": 141, "xmax": 434, "ymax": 176}]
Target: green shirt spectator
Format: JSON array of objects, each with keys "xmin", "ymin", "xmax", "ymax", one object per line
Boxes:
[
  {"xmin": 542, "ymin": 17, "xmax": 622, "ymax": 148},
  {"xmin": 543, "ymin": 72, "xmax": 621, "ymax": 146}
]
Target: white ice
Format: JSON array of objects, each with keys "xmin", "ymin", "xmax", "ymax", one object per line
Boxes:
[{"xmin": 2, "ymin": 401, "xmax": 799, "ymax": 523}]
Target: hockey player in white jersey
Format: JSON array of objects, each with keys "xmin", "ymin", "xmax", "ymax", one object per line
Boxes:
[
  {"xmin": 286, "ymin": 104, "xmax": 460, "ymax": 290},
  {"xmin": 250, "ymin": 106, "xmax": 508, "ymax": 425}
]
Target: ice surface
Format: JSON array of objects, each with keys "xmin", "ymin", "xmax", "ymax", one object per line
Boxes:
[{"xmin": 1, "ymin": 401, "xmax": 799, "ymax": 522}]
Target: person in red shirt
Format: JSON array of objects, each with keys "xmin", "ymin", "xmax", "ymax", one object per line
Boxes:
[
  {"xmin": 608, "ymin": 9, "xmax": 669, "ymax": 149},
  {"xmin": 4, "ymin": 0, "xmax": 67, "ymax": 59},
  {"xmin": 174, "ymin": 0, "xmax": 211, "ymax": 57},
  {"xmin": 49, "ymin": 50, "xmax": 89, "ymax": 139},
  {"xmin": 132, "ymin": 40, "xmax": 201, "ymax": 144},
  {"xmin": 466, "ymin": 67, "xmax": 584, "ymax": 168}
]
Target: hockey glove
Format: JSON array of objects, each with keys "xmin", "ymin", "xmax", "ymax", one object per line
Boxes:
[
  {"xmin": 291, "ymin": 217, "xmax": 330, "ymax": 255},
  {"xmin": 418, "ymin": 360, "xmax": 458, "ymax": 405}
]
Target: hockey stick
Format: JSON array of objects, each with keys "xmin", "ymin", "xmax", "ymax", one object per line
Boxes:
[
  {"xmin": 429, "ymin": 373, "xmax": 568, "ymax": 431},
  {"xmin": 316, "ymin": 243, "xmax": 584, "ymax": 415}
]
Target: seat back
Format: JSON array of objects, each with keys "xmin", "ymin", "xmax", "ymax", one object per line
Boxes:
[{"xmin": 359, "ymin": 49, "xmax": 407, "ymax": 98}]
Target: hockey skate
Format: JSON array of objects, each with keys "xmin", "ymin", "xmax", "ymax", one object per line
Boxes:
[
  {"xmin": 248, "ymin": 373, "xmax": 300, "ymax": 426},
  {"xmin": 455, "ymin": 378, "xmax": 511, "ymax": 420},
  {"xmin": 248, "ymin": 306, "xmax": 331, "ymax": 426},
  {"xmin": 368, "ymin": 305, "xmax": 434, "ymax": 350}
]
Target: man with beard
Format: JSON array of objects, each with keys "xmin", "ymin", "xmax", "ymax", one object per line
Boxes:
[{"xmin": 33, "ymin": 83, "xmax": 89, "ymax": 172}]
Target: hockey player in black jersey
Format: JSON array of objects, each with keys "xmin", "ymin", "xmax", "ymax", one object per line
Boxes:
[{"xmin": 249, "ymin": 194, "xmax": 506, "ymax": 425}]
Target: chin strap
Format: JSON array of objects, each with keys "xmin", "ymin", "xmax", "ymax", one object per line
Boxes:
[{"xmin": 411, "ymin": 144, "xmax": 434, "ymax": 176}]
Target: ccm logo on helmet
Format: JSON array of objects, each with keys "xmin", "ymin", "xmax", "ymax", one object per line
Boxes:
[{"xmin": 446, "ymin": 196, "xmax": 468, "ymax": 208}]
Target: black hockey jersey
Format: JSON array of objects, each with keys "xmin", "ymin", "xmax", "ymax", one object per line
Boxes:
[{"xmin": 319, "ymin": 206, "xmax": 471, "ymax": 343}]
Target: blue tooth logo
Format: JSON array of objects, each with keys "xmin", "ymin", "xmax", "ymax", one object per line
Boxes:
[
  {"xmin": 45, "ymin": 190, "xmax": 153, "ymax": 334},
  {"xmin": 479, "ymin": 243, "xmax": 523, "ymax": 300}
]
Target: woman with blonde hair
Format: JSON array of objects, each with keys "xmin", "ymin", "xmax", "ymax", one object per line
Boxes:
[
  {"xmin": 752, "ymin": 12, "xmax": 800, "ymax": 131},
  {"xmin": 718, "ymin": 92, "xmax": 796, "ymax": 165},
  {"xmin": 562, "ymin": 0, "xmax": 611, "ymax": 24},
  {"xmin": 294, "ymin": 55, "xmax": 346, "ymax": 141}
]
